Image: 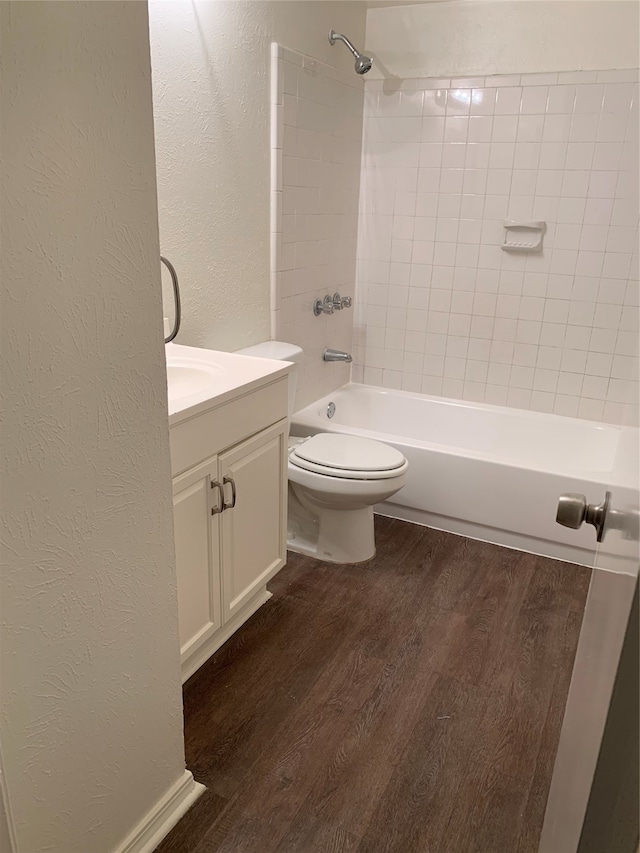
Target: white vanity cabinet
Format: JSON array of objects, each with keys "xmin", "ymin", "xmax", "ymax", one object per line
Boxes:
[{"xmin": 167, "ymin": 350, "xmax": 290, "ymax": 683}]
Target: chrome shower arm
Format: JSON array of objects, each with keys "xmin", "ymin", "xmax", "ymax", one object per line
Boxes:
[{"xmin": 329, "ymin": 30, "xmax": 358, "ymax": 58}]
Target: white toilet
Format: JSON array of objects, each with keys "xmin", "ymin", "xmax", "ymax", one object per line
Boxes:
[{"xmin": 237, "ymin": 341, "xmax": 408, "ymax": 564}]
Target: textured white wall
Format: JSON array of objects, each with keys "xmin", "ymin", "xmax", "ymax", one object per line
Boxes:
[
  {"xmin": 366, "ymin": 1, "xmax": 640, "ymax": 80},
  {"xmin": 0, "ymin": 3, "xmax": 186, "ymax": 852},
  {"xmin": 149, "ymin": 0, "xmax": 367, "ymax": 352}
]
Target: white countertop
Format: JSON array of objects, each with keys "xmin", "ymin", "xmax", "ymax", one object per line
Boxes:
[{"xmin": 166, "ymin": 342, "xmax": 292, "ymax": 426}]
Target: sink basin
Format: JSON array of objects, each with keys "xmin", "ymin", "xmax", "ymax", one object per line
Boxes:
[
  {"xmin": 166, "ymin": 357, "xmax": 223, "ymax": 404},
  {"xmin": 167, "ymin": 363, "xmax": 222, "ymax": 401},
  {"xmin": 165, "ymin": 342, "xmax": 292, "ymax": 425}
]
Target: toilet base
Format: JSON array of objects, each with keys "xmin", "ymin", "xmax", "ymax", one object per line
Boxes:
[{"xmin": 287, "ymin": 499, "xmax": 376, "ymax": 564}]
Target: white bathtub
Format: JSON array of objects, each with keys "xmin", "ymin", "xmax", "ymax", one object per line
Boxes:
[{"xmin": 291, "ymin": 384, "xmax": 632, "ymax": 566}]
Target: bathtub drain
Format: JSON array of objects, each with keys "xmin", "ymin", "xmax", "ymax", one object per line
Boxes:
[{"xmin": 326, "ymin": 402, "xmax": 336, "ymax": 419}]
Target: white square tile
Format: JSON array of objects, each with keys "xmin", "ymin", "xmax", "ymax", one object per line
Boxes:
[
  {"xmin": 419, "ymin": 142, "xmax": 443, "ymax": 168},
  {"xmin": 517, "ymin": 114, "xmax": 544, "ymax": 142},
  {"xmin": 583, "ymin": 197, "xmax": 614, "ymax": 225},
  {"xmin": 486, "ymin": 168, "xmax": 512, "ymax": 194},
  {"xmin": 468, "ymin": 116, "xmax": 493, "ymax": 142},
  {"xmin": 564, "ymin": 325, "xmax": 591, "ymax": 350},
  {"xmin": 520, "ymin": 86, "xmax": 548, "ymax": 114},
  {"xmin": 536, "ymin": 170, "xmax": 563, "ymax": 196},
  {"xmin": 415, "ymin": 193, "xmax": 439, "ymax": 217},
  {"xmin": 546, "ymin": 85, "xmax": 576, "ymax": 114},
  {"xmin": 439, "ymin": 168, "xmax": 464, "ymax": 194},
  {"xmin": 413, "ymin": 217, "xmax": 436, "ymax": 241},
  {"xmin": 570, "ymin": 114, "xmax": 599, "ymax": 143},
  {"xmin": 484, "ymin": 195, "xmax": 508, "ymax": 220},
  {"xmin": 492, "ymin": 115, "xmax": 518, "ymax": 142},
  {"xmin": 513, "ymin": 343, "xmax": 538, "ymax": 366},
  {"xmin": 446, "ymin": 88, "xmax": 471, "ymax": 114},
  {"xmin": 550, "ymin": 249, "xmax": 578, "ymax": 275},
  {"xmin": 554, "ymin": 394, "xmax": 580, "ymax": 416},
  {"xmin": 471, "ymin": 88, "xmax": 497, "ymax": 115},
  {"xmin": 590, "ymin": 327, "xmax": 618, "ymax": 353},
  {"xmin": 592, "ymin": 142, "xmax": 624, "ymax": 171},
  {"xmin": 577, "ymin": 398, "xmax": 605, "ymax": 420},
  {"xmin": 561, "ymin": 349, "xmax": 588, "ymax": 372},
  {"xmin": 470, "ymin": 315, "xmax": 495, "ymax": 339},
  {"xmin": 561, "ymin": 170, "xmax": 590, "ymax": 197},
  {"xmin": 441, "ymin": 377, "xmax": 463, "ymax": 397},
  {"xmin": 543, "ymin": 114, "xmax": 572, "ymax": 142},
  {"xmin": 422, "ymin": 89, "xmax": 449, "ymax": 116},
  {"xmin": 441, "ymin": 142, "xmax": 466, "ymax": 168},
  {"xmin": 468, "ymin": 338, "xmax": 492, "ymax": 360},
  {"xmin": 449, "ymin": 314, "xmax": 471, "ymax": 339},
  {"xmin": 557, "ymin": 372, "xmax": 584, "ymax": 395},
  {"xmin": 565, "ymin": 141, "xmax": 595, "ymax": 170},
  {"xmin": 511, "ymin": 169, "xmax": 537, "ymax": 195},
  {"xmin": 537, "ymin": 346, "xmax": 563, "ymax": 370},
  {"xmin": 581, "ymin": 375, "xmax": 609, "ymax": 399},
  {"xmin": 574, "ymin": 84, "xmax": 605, "ymax": 114},
  {"xmin": 419, "ymin": 374, "xmax": 443, "ymax": 395},
  {"xmin": 493, "ymin": 317, "xmax": 518, "ymax": 341},
  {"xmin": 421, "ymin": 116, "xmax": 446, "ymax": 142},
  {"xmin": 444, "ymin": 116, "xmax": 469, "ymax": 142},
  {"xmin": 495, "ymin": 87, "xmax": 522, "ymax": 114},
  {"xmin": 510, "ymin": 365, "xmax": 535, "ymax": 389},
  {"xmin": 488, "ymin": 141, "xmax": 516, "ymax": 169},
  {"xmin": 437, "ymin": 194, "xmax": 462, "ymax": 218},
  {"xmin": 575, "ymin": 249, "xmax": 604, "ymax": 277},
  {"xmin": 568, "ymin": 300, "xmax": 596, "ymax": 326},
  {"xmin": 513, "ymin": 142, "xmax": 540, "ymax": 169},
  {"xmin": 533, "ymin": 368, "xmax": 559, "ymax": 392},
  {"xmin": 463, "ymin": 169, "xmax": 488, "ymax": 194},
  {"xmin": 602, "ymin": 252, "xmax": 632, "ymax": 279},
  {"xmin": 606, "ymin": 226, "xmax": 637, "ymax": 254},
  {"xmin": 543, "ymin": 299, "xmax": 570, "ymax": 323},
  {"xmin": 588, "ymin": 170, "xmax": 618, "ymax": 198},
  {"xmin": 458, "ymin": 219, "xmax": 483, "ymax": 244},
  {"xmin": 417, "ymin": 168, "xmax": 440, "ymax": 193},
  {"xmin": 461, "ymin": 193, "xmax": 486, "ymax": 219},
  {"xmin": 465, "ymin": 143, "xmax": 491, "ymax": 169},
  {"xmin": 597, "ymin": 112, "xmax": 629, "ymax": 143},
  {"xmin": 538, "ymin": 142, "xmax": 568, "ymax": 170},
  {"xmin": 515, "ymin": 319, "xmax": 541, "ymax": 345},
  {"xmin": 557, "ymin": 197, "xmax": 587, "ymax": 224},
  {"xmin": 487, "ymin": 362, "xmax": 512, "ymax": 385}
]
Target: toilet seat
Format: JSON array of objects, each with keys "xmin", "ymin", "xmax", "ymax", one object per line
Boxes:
[{"xmin": 289, "ymin": 433, "xmax": 408, "ymax": 481}]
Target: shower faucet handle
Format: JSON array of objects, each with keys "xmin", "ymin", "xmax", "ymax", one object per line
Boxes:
[
  {"xmin": 341, "ymin": 296, "xmax": 352, "ymax": 309},
  {"xmin": 313, "ymin": 295, "xmax": 334, "ymax": 316},
  {"xmin": 332, "ymin": 293, "xmax": 344, "ymax": 310}
]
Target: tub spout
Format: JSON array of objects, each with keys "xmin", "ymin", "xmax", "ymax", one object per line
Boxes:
[{"xmin": 323, "ymin": 348, "xmax": 352, "ymax": 363}]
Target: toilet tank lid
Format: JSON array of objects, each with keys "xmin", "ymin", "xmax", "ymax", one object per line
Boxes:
[{"xmin": 236, "ymin": 341, "xmax": 304, "ymax": 363}]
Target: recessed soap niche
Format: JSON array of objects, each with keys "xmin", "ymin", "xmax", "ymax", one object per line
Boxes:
[{"xmin": 502, "ymin": 221, "xmax": 546, "ymax": 253}]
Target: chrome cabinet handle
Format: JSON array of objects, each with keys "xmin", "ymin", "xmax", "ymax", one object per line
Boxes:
[
  {"xmin": 210, "ymin": 480, "xmax": 224, "ymax": 515},
  {"xmin": 556, "ymin": 491, "xmax": 611, "ymax": 542},
  {"xmin": 222, "ymin": 476, "xmax": 237, "ymax": 510}
]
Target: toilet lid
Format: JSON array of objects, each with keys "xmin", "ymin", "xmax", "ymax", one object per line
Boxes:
[{"xmin": 290, "ymin": 433, "xmax": 405, "ymax": 473}]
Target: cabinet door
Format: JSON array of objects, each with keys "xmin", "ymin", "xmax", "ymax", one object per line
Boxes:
[
  {"xmin": 172, "ymin": 456, "xmax": 222, "ymax": 664},
  {"xmin": 220, "ymin": 419, "xmax": 288, "ymax": 621}
]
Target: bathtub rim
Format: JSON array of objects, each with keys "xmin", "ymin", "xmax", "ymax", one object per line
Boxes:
[{"xmin": 292, "ymin": 382, "xmax": 635, "ymax": 489}]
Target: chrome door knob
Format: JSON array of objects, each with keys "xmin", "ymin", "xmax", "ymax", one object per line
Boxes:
[{"xmin": 556, "ymin": 491, "xmax": 611, "ymax": 542}]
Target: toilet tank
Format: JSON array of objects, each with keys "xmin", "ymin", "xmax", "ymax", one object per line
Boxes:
[{"xmin": 235, "ymin": 341, "xmax": 303, "ymax": 419}]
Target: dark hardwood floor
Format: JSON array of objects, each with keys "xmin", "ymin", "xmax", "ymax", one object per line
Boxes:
[{"xmin": 157, "ymin": 517, "xmax": 591, "ymax": 853}]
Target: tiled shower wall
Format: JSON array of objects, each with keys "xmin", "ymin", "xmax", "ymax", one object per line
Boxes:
[
  {"xmin": 271, "ymin": 44, "xmax": 363, "ymax": 409},
  {"xmin": 353, "ymin": 71, "xmax": 639, "ymax": 424}
]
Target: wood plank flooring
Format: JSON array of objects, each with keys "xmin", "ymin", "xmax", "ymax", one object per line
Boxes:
[{"xmin": 157, "ymin": 517, "xmax": 591, "ymax": 853}]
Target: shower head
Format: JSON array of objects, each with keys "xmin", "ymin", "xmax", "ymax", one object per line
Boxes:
[{"xmin": 328, "ymin": 29, "xmax": 373, "ymax": 75}]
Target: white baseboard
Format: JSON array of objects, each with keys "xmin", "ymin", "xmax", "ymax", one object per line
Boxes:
[{"xmin": 113, "ymin": 770, "xmax": 205, "ymax": 853}]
